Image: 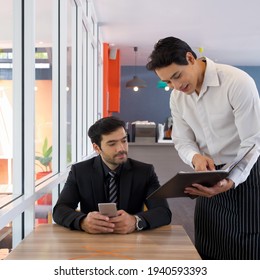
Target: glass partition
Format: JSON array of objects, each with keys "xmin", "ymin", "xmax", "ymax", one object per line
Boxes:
[
  {"xmin": 0, "ymin": 0, "xmax": 101, "ymax": 255},
  {"xmin": 34, "ymin": 0, "xmax": 55, "ymax": 224},
  {"xmin": 66, "ymin": 0, "xmax": 72, "ymax": 165},
  {"xmin": 0, "ymin": 0, "xmax": 13, "ymax": 203},
  {"xmin": 0, "ymin": 222, "xmax": 12, "ymax": 259},
  {"xmin": 35, "ymin": 0, "xmax": 54, "ymax": 182}
]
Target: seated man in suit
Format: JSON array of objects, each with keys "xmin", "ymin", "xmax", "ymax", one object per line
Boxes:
[{"xmin": 53, "ymin": 116, "xmax": 172, "ymax": 234}]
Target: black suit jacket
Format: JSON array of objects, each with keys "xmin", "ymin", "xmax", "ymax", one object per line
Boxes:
[{"xmin": 53, "ymin": 155, "xmax": 172, "ymax": 230}]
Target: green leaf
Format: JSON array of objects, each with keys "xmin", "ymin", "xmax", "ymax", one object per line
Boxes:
[
  {"xmin": 35, "ymin": 137, "xmax": 52, "ymax": 170},
  {"xmin": 42, "ymin": 138, "xmax": 48, "ymax": 155},
  {"xmin": 45, "ymin": 146, "xmax": 52, "ymax": 158}
]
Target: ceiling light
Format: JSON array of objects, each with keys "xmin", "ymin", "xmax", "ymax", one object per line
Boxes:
[{"xmin": 126, "ymin": 47, "xmax": 147, "ymax": 91}]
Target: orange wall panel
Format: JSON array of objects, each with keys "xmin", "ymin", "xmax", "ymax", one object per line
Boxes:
[
  {"xmin": 103, "ymin": 43, "xmax": 121, "ymax": 116},
  {"xmin": 103, "ymin": 43, "xmax": 110, "ymax": 117},
  {"xmin": 108, "ymin": 50, "xmax": 120, "ymax": 113}
]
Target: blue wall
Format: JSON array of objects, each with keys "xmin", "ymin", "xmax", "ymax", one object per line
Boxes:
[
  {"xmin": 236, "ymin": 66, "xmax": 260, "ymax": 91},
  {"xmin": 113, "ymin": 66, "xmax": 171, "ymax": 125},
  {"xmin": 113, "ymin": 65, "xmax": 260, "ymax": 125}
]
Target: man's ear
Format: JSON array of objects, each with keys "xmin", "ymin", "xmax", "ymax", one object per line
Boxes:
[
  {"xmin": 186, "ymin": 52, "xmax": 195, "ymax": 64},
  {"xmin": 93, "ymin": 143, "xmax": 101, "ymax": 154}
]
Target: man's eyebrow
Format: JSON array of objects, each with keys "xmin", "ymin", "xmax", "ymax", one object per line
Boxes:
[
  {"xmin": 171, "ymin": 71, "xmax": 180, "ymax": 79},
  {"xmin": 162, "ymin": 72, "xmax": 179, "ymax": 82},
  {"xmin": 106, "ymin": 135, "xmax": 127, "ymax": 144}
]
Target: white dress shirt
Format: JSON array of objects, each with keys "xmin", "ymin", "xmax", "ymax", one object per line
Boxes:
[{"xmin": 170, "ymin": 57, "xmax": 260, "ymax": 187}]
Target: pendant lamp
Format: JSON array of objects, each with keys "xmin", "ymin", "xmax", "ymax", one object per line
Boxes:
[{"xmin": 126, "ymin": 46, "xmax": 147, "ymax": 92}]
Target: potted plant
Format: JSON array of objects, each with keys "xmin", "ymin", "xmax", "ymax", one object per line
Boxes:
[{"xmin": 35, "ymin": 137, "xmax": 52, "ymax": 179}]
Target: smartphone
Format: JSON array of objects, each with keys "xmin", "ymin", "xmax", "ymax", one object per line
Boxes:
[{"xmin": 98, "ymin": 203, "xmax": 118, "ymax": 217}]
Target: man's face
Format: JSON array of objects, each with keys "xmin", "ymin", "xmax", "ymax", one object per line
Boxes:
[
  {"xmin": 93, "ymin": 127, "xmax": 128, "ymax": 170},
  {"xmin": 155, "ymin": 52, "xmax": 198, "ymax": 95}
]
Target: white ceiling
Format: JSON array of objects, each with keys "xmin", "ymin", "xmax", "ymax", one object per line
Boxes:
[{"xmin": 92, "ymin": 0, "xmax": 260, "ymax": 66}]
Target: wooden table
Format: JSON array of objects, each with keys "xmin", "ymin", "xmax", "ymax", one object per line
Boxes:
[{"xmin": 5, "ymin": 224, "xmax": 201, "ymax": 260}]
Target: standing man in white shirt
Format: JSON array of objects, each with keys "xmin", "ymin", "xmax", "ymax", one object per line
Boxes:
[{"xmin": 146, "ymin": 36, "xmax": 260, "ymax": 260}]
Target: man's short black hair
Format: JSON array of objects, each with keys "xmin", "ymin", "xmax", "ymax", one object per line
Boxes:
[
  {"xmin": 146, "ymin": 36, "xmax": 197, "ymax": 71},
  {"xmin": 88, "ymin": 116, "xmax": 126, "ymax": 148}
]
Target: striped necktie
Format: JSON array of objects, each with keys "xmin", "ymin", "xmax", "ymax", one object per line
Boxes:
[{"xmin": 108, "ymin": 171, "xmax": 117, "ymax": 203}]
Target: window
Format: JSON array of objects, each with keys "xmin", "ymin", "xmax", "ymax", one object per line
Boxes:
[
  {"xmin": 0, "ymin": 0, "xmax": 13, "ymax": 203},
  {"xmin": 35, "ymin": 1, "xmax": 54, "ymax": 182},
  {"xmin": 0, "ymin": 0, "xmax": 102, "ymax": 255}
]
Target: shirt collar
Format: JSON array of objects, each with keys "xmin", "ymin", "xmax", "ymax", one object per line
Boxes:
[
  {"xmin": 100, "ymin": 158, "xmax": 122, "ymax": 177},
  {"xmin": 200, "ymin": 57, "xmax": 220, "ymax": 96}
]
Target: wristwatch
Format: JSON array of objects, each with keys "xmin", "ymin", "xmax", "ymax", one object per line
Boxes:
[{"xmin": 134, "ymin": 215, "xmax": 144, "ymax": 231}]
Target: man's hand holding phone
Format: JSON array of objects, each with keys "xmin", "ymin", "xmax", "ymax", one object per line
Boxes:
[
  {"xmin": 80, "ymin": 203, "xmax": 118, "ymax": 234},
  {"xmin": 80, "ymin": 203, "xmax": 136, "ymax": 234},
  {"xmin": 98, "ymin": 203, "xmax": 118, "ymax": 217}
]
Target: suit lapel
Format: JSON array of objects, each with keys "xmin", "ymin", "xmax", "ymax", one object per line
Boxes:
[
  {"xmin": 91, "ymin": 156, "xmax": 106, "ymax": 203},
  {"xmin": 119, "ymin": 160, "xmax": 133, "ymax": 209}
]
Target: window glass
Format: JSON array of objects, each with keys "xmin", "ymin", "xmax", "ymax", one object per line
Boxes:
[
  {"xmin": 0, "ymin": 0, "xmax": 13, "ymax": 202},
  {"xmin": 66, "ymin": 0, "xmax": 73, "ymax": 165},
  {"xmin": 34, "ymin": 0, "xmax": 54, "ymax": 225},
  {"xmin": 97, "ymin": 40, "xmax": 102, "ymax": 120},
  {"xmin": 35, "ymin": 1, "xmax": 54, "ymax": 182},
  {"xmin": 35, "ymin": 193, "xmax": 52, "ymax": 225},
  {"xmin": 91, "ymin": 16, "xmax": 95, "ymax": 35},
  {"xmin": 81, "ymin": 25, "xmax": 88, "ymax": 157},
  {"xmin": 0, "ymin": 222, "xmax": 12, "ymax": 259},
  {"xmin": 91, "ymin": 43, "xmax": 95, "ymax": 121}
]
